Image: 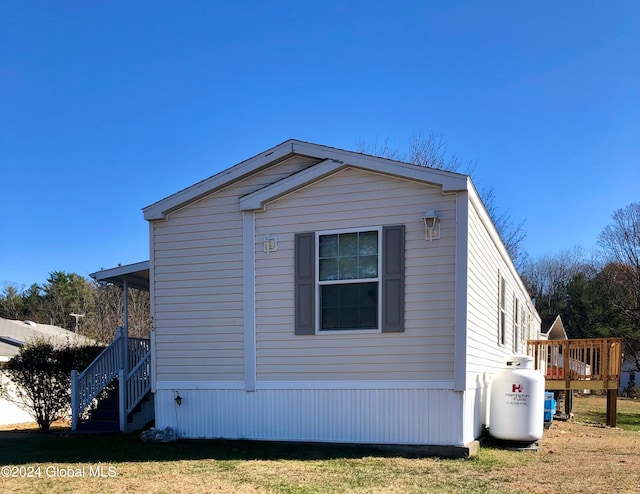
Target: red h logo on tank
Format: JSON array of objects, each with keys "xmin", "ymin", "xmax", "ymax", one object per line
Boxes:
[{"xmin": 512, "ymin": 383, "xmax": 523, "ymax": 393}]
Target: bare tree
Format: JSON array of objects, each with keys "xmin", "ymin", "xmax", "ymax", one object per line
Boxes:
[
  {"xmin": 89, "ymin": 282, "xmax": 150, "ymax": 341},
  {"xmin": 598, "ymin": 202, "xmax": 640, "ymax": 364},
  {"xmin": 355, "ymin": 132, "xmax": 526, "ymax": 264},
  {"xmin": 520, "ymin": 246, "xmax": 592, "ymax": 316}
]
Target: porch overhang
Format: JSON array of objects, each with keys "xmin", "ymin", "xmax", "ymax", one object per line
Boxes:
[{"xmin": 90, "ymin": 261, "xmax": 150, "ymax": 292}]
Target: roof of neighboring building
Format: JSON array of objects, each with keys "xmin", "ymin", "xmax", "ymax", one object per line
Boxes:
[
  {"xmin": 0, "ymin": 318, "xmax": 95, "ymax": 363},
  {"xmin": 540, "ymin": 314, "xmax": 568, "ymax": 340}
]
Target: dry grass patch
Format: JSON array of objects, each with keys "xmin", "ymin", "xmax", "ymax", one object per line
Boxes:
[{"xmin": 1, "ymin": 395, "xmax": 639, "ymax": 493}]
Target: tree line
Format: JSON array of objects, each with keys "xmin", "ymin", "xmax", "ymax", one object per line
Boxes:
[
  {"xmin": 521, "ymin": 202, "xmax": 640, "ymax": 369},
  {"xmin": 0, "ymin": 271, "xmax": 150, "ymax": 342}
]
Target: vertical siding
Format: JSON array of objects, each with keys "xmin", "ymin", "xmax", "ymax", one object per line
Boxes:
[
  {"xmin": 155, "ymin": 387, "xmax": 465, "ymax": 445},
  {"xmin": 254, "ymin": 167, "xmax": 457, "ymax": 382},
  {"xmin": 461, "ymin": 374, "xmax": 491, "ymax": 443},
  {"xmin": 152, "ymin": 156, "xmax": 320, "ymax": 381}
]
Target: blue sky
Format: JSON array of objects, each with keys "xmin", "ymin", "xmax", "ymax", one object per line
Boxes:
[{"xmin": 1, "ymin": 1, "xmax": 638, "ymax": 289}]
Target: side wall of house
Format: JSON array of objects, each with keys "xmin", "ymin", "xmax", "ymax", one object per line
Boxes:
[{"xmin": 465, "ymin": 189, "xmax": 540, "ymax": 432}]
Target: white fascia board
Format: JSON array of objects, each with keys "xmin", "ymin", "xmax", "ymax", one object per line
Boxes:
[
  {"xmin": 240, "ymin": 159, "xmax": 342, "ymax": 211},
  {"xmin": 291, "ymin": 140, "xmax": 469, "ymax": 192},
  {"xmin": 240, "ymin": 154, "xmax": 469, "ymax": 212},
  {"xmin": 90, "ymin": 260, "xmax": 149, "ymax": 278},
  {"xmin": 143, "ymin": 140, "xmax": 301, "ymax": 220},
  {"xmin": 144, "ymin": 139, "xmax": 469, "ymax": 220}
]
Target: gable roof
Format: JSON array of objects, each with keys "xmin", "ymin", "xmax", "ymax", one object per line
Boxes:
[
  {"xmin": 540, "ymin": 314, "xmax": 568, "ymax": 340},
  {"xmin": 143, "ymin": 139, "xmax": 470, "ymax": 220}
]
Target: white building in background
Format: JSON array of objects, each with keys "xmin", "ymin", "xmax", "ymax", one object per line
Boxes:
[{"xmin": 0, "ymin": 318, "xmax": 93, "ymax": 426}]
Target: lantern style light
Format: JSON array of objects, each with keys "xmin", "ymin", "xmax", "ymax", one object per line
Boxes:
[{"xmin": 423, "ymin": 210, "xmax": 440, "ymax": 241}]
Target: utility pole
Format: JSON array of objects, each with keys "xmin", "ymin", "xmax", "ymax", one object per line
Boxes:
[{"xmin": 69, "ymin": 313, "xmax": 85, "ymax": 332}]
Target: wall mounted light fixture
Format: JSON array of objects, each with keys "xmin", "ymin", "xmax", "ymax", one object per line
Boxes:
[
  {"xmin": 264, "ymin": 235, "xmax": 278, "ymax": 253},
  {"xmin": 423, "ymin": 210, "xmax": 440, "ymax": 241},
  {"xmin": 175, "ymin": 391, "xmax": 183, "ymax": 406}
]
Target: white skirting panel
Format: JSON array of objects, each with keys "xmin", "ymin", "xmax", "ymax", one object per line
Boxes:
[
  {"xmin": 461, "ymin": 374, "xmax": 491, "ymax": 444},
  {"xmin": 155, "ymin": 384, "xmax": 466, "ymax": 446}
]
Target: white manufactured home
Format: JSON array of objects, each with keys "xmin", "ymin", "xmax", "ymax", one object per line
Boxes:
[
  {"xmin": 137, "ymin": 139, "xmax": 541, "ymax": 454},
  {"xmin": 86, "ymin": 139, "xmax": 540, "ymax": 454}
]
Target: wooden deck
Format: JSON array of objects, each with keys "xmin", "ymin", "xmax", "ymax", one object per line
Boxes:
[{"xmin": 527, "ymin": 338, "xmax": 622, "ymax": 426}]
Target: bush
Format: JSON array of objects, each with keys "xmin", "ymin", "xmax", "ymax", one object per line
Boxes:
[{"xmin": 0, "ymin": 339, "xmax": 104, "ymax": 432}]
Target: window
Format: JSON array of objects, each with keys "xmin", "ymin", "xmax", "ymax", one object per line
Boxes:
[
  {"xmin": 295, "ymin": 225, "xmax": 405, "ymax": 335},
  {"xmin": 317, "ymin": 229, "xmax": 381, "ymax": 331},
  {"xmin": 521, "ymin": 306, "xmax": 526, "ymax": 349},
  {"xmin": 513, "ymin": 297, "xmax": 520, "ymax": 352},
  {"xmin": 499, "ymin": 275, "xmax": 506, "ymax": 345}
]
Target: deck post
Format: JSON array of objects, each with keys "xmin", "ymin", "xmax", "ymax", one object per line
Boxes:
[
  {"xmin": 601, "ymin": 340, "xmax": 609, "ymax": 382},
  {"xmin": 606, "ymin": 389, "xmax": 617, "ymax": 427},
  {"xmin": 564, "ymin": 389, "xmax": 573, "ymax": 414},
  {"xmin": 563, "ymin": 340, "xmax": 571, "ymax": 391}
]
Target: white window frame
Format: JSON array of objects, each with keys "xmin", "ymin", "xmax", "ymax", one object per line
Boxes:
[
  {"xmin": 498, "ymin": 274, "xmax": 507, "ymax": 346},
  {"xmin": 513, "ymin": 297, "xmax": 520, "ymax": 353},
  {"xmin": 315, "ymin": 226, "xmax": 383, "ymax": 334},
  {"xmin": 520, "ymin": 304, "xmax": 529, "ymax": 353}
]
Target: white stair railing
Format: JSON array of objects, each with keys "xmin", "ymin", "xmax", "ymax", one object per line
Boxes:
[
  {"xmin": 71, "ymin": 328, "xmax": 152, "ymax": 431},
  {"xmin": 120, "ymin": 337, "xmax": 152, "ymax": 430},
  {"xmin": 71, "ymin": 328, "xmax": 124, "ymax": 430}
]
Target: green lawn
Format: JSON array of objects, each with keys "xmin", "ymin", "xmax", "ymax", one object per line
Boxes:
[{"xmin": 1, "ymin": 395, "xmax": 638, "ymax": 494}]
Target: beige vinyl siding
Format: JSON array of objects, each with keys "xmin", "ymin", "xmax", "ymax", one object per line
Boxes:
[
  {"xmin": 466, "ymin": 193, "xmax": 539, "ymax": 377},
  {"xmin": 254, "ymin": 167, "xmax": 457, "ymax": 381},
  {"xmin": 153, "ymin": 156, "xmax": 320, "ymax": 382}
]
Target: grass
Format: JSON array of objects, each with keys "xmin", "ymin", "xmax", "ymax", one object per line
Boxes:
[
  {"xmin": 1, "ymin": 395, "xmax": 639, "ymax": 493},
  {"xmin": 573, "ymin": 394, "xmax": 640, "ymax": 431}
]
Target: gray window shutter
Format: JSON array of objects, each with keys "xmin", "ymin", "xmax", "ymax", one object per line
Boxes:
[
  {"xmin": 295, "ymin": 232, "xmax": 315, "ymax": 335},
  {"xmin": 382, "ymin": 225, "xmax": 405, "ymax": 332}
]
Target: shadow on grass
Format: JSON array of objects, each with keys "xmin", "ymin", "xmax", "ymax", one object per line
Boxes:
[
  {"xmin": 581, "ymin": 410, "xmax": 640, "ymax": 431},
  {"xmin": 0, "ymin": 432, "xmax": 436, "ymax": 465}
]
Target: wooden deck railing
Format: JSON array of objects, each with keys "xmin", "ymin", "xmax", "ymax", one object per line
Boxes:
[{"xmin": 527, "ymin": 338, "xmax": 622, "ymax": 390}]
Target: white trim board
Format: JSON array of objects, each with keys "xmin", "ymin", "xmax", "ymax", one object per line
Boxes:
[
  {"xmin": 155, "ymin": 380, "xmax": 456, "ymax": 390},
  {"xmin": 242, "ymin": 211, "xmax": 257, "ymax": 391}
]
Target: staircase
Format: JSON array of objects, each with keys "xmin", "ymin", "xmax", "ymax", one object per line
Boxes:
[
  {"xmin": 76, "ymin": 384, "xmax": 120, "ymax": 432},
  {"xmin": 71, "ymin": 327, "xmax": 154, "ymax": 432}
]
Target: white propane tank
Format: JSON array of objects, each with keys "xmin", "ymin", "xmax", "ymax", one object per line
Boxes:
[{"xmin": 489, "ymin": 355, "xmax": 545, "ymax": 442}]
